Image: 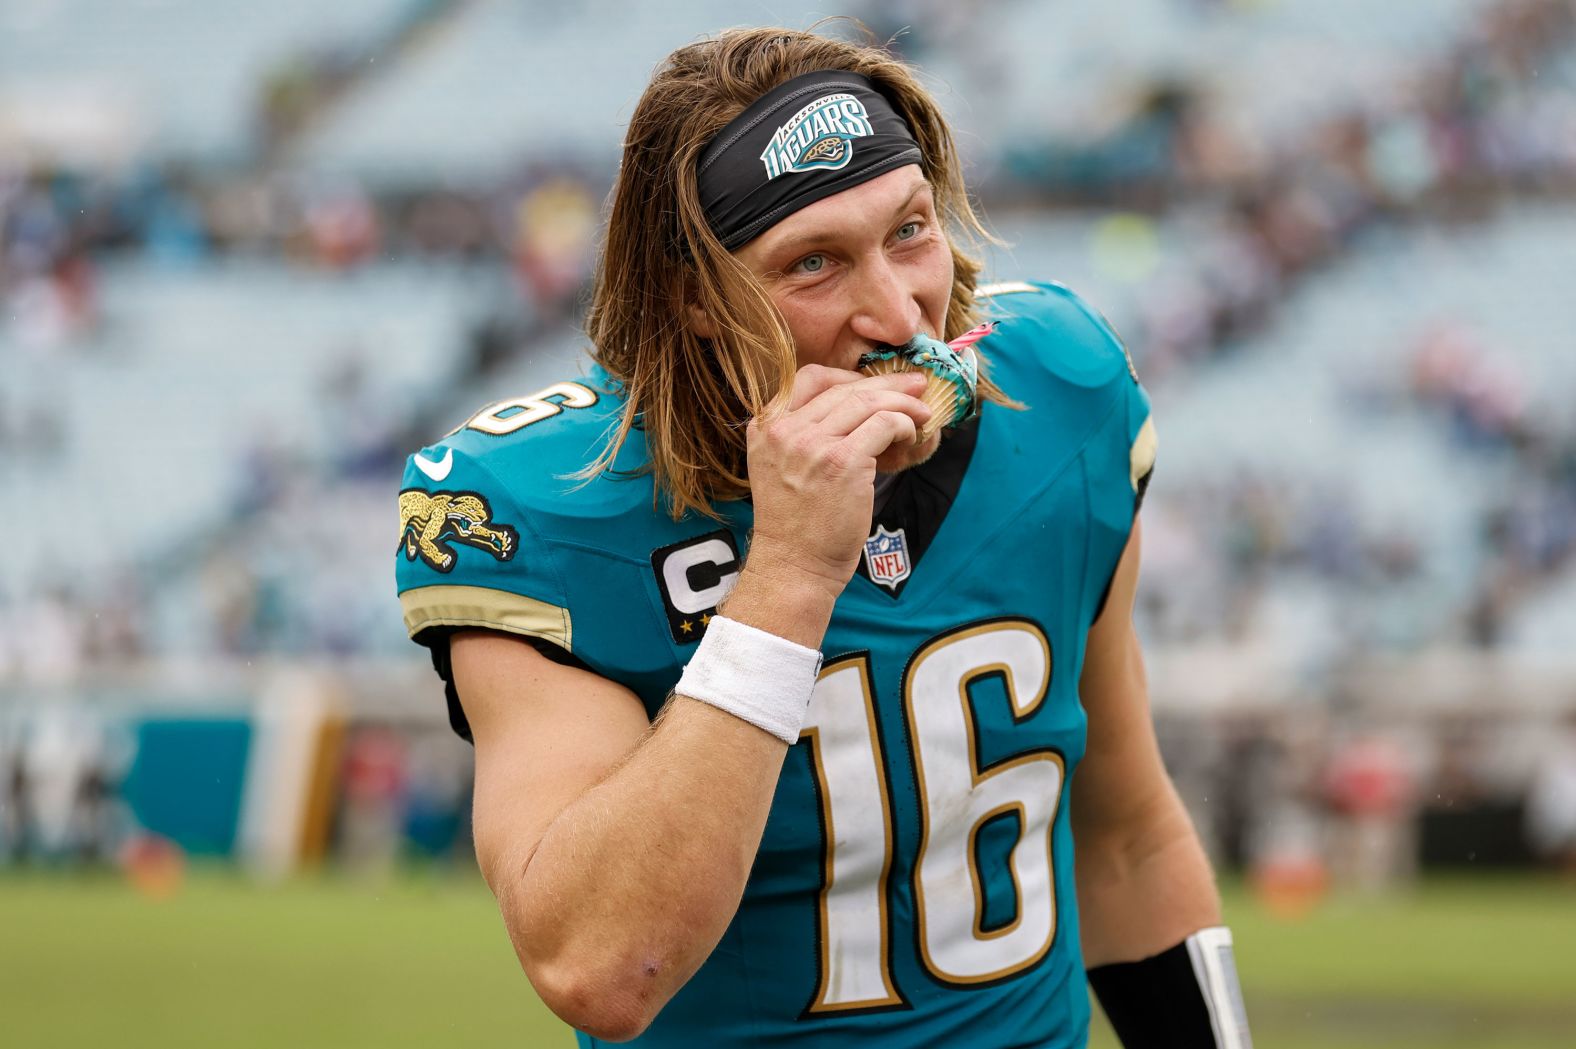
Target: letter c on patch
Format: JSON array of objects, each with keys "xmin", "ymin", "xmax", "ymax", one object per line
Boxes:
[{"xmin": 662, "ymin": 539, "xmax": 739, "ymax": 614}]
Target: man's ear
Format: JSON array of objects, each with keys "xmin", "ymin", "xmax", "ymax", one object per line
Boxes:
[{"xmin": 687, "ymin": 302, "xmax": 717, "ymax": 340}]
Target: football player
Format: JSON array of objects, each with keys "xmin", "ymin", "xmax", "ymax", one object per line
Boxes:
[{"xmin": 395, "ymin": 26, "xmax": 1250, "ymax": 1049}]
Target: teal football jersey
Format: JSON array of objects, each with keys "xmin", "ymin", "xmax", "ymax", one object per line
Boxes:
[{"xmin": 395, "ymin": 281, "xmax": 1156, "ymax": 1048}]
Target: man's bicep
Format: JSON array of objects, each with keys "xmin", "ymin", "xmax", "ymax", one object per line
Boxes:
[
  {"xmin": 1089, "ymin": 510, "xmax": 1142, "ymax": 631},
  {"xmin": 451, "ymin": 629, "xmax": 652, "ymax": 891},
  {"xmin": 1076, "ymin": 521, "xmax": 1170, "ymax": 835}
]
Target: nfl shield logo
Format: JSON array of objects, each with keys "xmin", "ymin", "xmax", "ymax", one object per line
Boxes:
[{"xmin": 863, "ymin": 525, "xmax": 911, "ymax": 591}]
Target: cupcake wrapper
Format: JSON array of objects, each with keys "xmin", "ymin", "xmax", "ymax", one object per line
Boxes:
[{"xmin": 856, "ymin": 328, "xmax": 985, "ymax": 437}]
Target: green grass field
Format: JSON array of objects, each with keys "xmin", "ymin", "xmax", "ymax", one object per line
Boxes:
[{"xmin": 1, "ymin": 870, "xmax": 1571, "ymax": 1048}]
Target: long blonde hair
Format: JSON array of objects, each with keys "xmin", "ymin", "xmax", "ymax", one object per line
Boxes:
[{"xmin": 584, "ymin": 25, "xmax": 1009, "ymax": 519}]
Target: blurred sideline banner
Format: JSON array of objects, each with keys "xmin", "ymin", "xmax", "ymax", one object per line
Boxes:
[
  {"xmin": 3, "ymin": 651, "xmax": 1574, "ymax": 881},
  {"xmin": 123, "ymin": 716, "xmax": 251, "ymax": 856}
]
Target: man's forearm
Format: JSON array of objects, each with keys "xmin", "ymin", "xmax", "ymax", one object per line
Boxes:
[
  {"xmin": 496, "ymin": 560, "xmax": 839, "ymax": 1037},
  {"xmin": 1079, "ymin": 790, "xmax": 1255, "ymax": 1048},
  {"xmin": 503, "ymin": 696, "xmax": 788, "ymax": 1033},
  {"xmin": 1077, "ymin": 788, "xmax": 1221, "ymax": 966}
]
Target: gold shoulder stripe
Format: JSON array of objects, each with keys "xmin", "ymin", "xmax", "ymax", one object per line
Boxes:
[
  {"xmin": 976, "ymin": 281, "xmax": 1041, "ymax": 299},
  {"xmin": 1131, "ymin": 416, "xmax": 1158, "ymax": 493},
  {"xmin": 400, "ymin": 584, "xmax": 571, "ymax": 650}
]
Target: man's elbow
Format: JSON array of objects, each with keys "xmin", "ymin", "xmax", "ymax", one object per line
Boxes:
[
  {"xmin": 522, "ymin": 950, "xmax": 666, "ymax": 1042},
  {"xmin": 495, "ymin": 859, "xmax": 739, "ymax": 1040},
  {"xmin": 1075, "ymin": 786, "xmax": 1196, "ymax": 879}
]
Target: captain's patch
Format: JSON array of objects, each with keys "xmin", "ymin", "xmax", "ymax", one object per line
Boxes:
[
  {"xmin": 651, "ymin": 529, "xmax": 742, "ymax": 644},
  {"xmin": 399, "ymin": 489, "xmax": 518, "ymax": 573}
]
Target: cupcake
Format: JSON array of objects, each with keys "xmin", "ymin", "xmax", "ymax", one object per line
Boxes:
[{"xmin": 856, "ymin": 323, "xmax": 994, "ymax": 440}]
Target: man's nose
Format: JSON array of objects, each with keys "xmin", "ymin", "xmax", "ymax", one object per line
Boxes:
[{"xmin": 848, "ymin": 256, "xmax": 924, "ymax": 349}]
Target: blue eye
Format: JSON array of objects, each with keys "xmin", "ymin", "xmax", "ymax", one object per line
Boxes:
[
  {"xmin": 895, "ymin": 222, "xmax": 920, "ymax": 241},
  {"xmin": 795, "ymin": 254, "xmax": 826, "ymax": 274}
]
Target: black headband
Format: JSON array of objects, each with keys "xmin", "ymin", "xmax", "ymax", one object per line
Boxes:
[{"xmin": 697, "ymin": 70, "xmax": 924, "ymax": 250}]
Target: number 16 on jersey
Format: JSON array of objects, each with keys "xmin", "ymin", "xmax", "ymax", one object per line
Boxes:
[{"xmin": 800, "ymin": 619, "xmax": 1064, "ymax": 1014}]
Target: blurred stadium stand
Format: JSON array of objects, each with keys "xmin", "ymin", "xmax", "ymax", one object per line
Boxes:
[
  {"xmin": 296, "ymin": 0, "xmax": 853, "ymax": 180},
  {"xmin": 0, "ymin": 0, "xmax": 428, "ymax": 164},
  {"xmin": 4, "ymin": 0, "xmax": 1576, "ymax": 884}
]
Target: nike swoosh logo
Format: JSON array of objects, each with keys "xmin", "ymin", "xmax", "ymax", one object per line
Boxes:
[{"xmin": 413, "ymin": 447, "xmax": 453, "ymax": 482}]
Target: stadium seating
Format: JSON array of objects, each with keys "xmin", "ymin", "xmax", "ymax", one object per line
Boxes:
[
  {"xmin": 0, "ymin": 259, "xmax": 489, "ymax": 615},
  {"xmin": 0, "ymin": 0, "xmax": 415, "ymax": 160},
  {"xmin": 3, "ymin": 0, "xmax": 1574, "ymax": 667}
]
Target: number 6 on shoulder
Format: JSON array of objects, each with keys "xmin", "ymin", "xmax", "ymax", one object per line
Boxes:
[{"xmin": 452, "ymin": 381, "xmax": 599, "ymax": 436}]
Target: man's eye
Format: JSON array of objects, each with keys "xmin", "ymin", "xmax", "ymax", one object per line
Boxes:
[
  {"xmin": 793, "ymin": 253, "xmax": 826, "ymax": 274},
  {"xmin": 895, "ymin": 222, "xmax": 920, "ymax": 241}
]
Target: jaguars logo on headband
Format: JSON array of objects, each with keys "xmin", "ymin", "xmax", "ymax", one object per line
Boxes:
[
  {"xmin": 399, "ymin": 489, "xmax": 518, "ymax": 573},
  {"xmin": 759, "ymin": 92, "xmax": 873, "ymax": 180}
]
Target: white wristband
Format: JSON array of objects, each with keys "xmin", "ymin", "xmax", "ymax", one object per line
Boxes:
[
  {"xmin": 673, "ymin": 615, "xmax": 823, "ymax": 744},
  {"xmin": 1186, "ymin": 926, "xmax": 1253, "ymax": 1049}
]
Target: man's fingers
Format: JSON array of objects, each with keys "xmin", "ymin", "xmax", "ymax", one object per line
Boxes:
[
  {"xmin": 842, "ymin": 410, "xmax": 920, "ymax": 462},
  {"xmin": 783, "ymin": 364, "xmax": 864, "ymax": 412},
  {"xmin": 798, "ymin": 372, "xmax": 928, "ymax": 425},
  {"xmin": 785, "ymin": 365, "xmax": 926, "ymax": 413},
  {"xmin": 815, "ymin": 388, "xmax": 932, "ymax": 437}
]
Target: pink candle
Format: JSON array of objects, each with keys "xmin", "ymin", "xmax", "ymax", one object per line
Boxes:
[{"xmin": 948, "ymin": 322, "xmax": 996, "ymax": 352}]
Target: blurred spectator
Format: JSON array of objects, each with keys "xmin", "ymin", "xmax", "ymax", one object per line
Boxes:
[
  {"xmin": 0, "ymin": 733, "xmax": 24, "ymax": 862},
  {"xmin": 303, "ymin": 183, "xmax": 381, "ymax": 270},
  {"xmin": 21, "ymin": 706, "xmax": 110, "ymax": 861},
  {"xmin": 401, "ymin": 731, "xmax": 472, "ymax": 862},
  {"xmin": 337, "ymin": 726, "xmax": 408, "ymax": 875},
  {"xmin": 1525, "ymin": 711, "xmax": 1576, "ymax": 873},
  {"xmin": 14, "ymin": 587, "xmax": 87, "ymax": 687},
  {"xmin": 509, "ymin": 177, "xmax": 597, "ymax": 316},
  {"xmin": 1323, "ymin": 734, "xmax": 1420, "ymax": 890}
]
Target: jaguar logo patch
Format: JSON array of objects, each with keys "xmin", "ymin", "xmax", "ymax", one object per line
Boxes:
[
  {"xmin": 399, "ymin": 489, "xmax": 518, "ymax": 573},
  {"xmin": 759, "ymin": 92, "xmax": 873, "ymax": 180}
]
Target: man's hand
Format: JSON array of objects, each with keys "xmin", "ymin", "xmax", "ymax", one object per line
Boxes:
[{"xmin": 745, "ymin": 365, "xmax": 930, "ymax": 593}]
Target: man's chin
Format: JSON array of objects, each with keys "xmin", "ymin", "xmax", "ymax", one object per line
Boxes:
[{"xmin": 875, "ymin": 431, "xmax": 944, "ymax": 474}]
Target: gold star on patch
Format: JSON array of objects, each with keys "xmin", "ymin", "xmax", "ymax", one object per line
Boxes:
[
  {"xmin": 679, "ymin": 620, "xmax": 693, "ymax": 634},
  {"xmin": 700, "ymin": 613, "xmax": 712, "ymax": 627}
]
